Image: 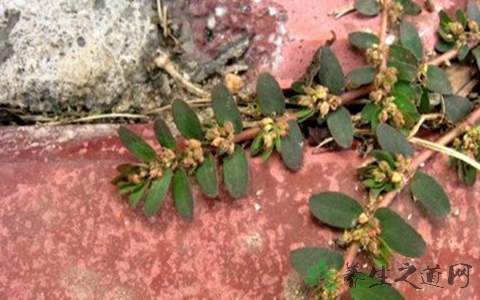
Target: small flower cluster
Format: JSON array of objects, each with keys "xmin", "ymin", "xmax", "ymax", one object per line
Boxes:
[
  {"xmin": 453, "ymin": 126, "xmax": 480, "ymax": 158},
  {"xmin": 205, "ymin": 121, "xmax": 236, "ymax": 155},
  {"xmin": 358, "ymin": 153, "xmax": 410, "ymax": 200},
  {"xmin": 178, "ymin": 139, "xmax": 204, "ymax": 170},
  {"xmin": 439, "ymin": 11, "xmax": 480, "ymax": 50},
  {"xmin": 297, "ymin": 85, "xmax": 341, "ymax": 117},
  {"xmin": 366, "ymin": 44, "xmax": 386, "ymax": 67},
  {"xmin": 369, "ymin": 67, "xmax": 405, "ymax": 128},
  {"xmin": 251, "ymin": 117, "xmax": 289, "ymax": 157},
  {"xmin": 339, "ymin": 213, "xmax": 385, "ymax": 258},
  {"xmin": 387, "ymin": 1, "xmax": 404, "ymax": 23},
  {"xmin": 125, "ymin": 149, "xmax": 178, "ymax": 184}
]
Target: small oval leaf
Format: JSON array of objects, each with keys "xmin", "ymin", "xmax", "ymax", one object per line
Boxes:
[
  {"xmin": 350, "ymin": 272, "xmax": 404, "ymax": 300},
  {"xmin": 256, "ymin": 73, "xmax": 285, "ymax": 116},
  {"xmin": 154, "ymin": 118, "xmax": 176, "ymax": 150},
  {"xmin": 348, "ymin": 32, "xmax": 380, "ymax": 50},
  {"xmin": 173, "ymin": 169, "xmax": 194, "ymax": 221},
  {"xmin": 327, "ymin": 107, "xmax": 354, "ymax": 149},
  {"xmin": 129, "ymin": 182, "xmax": 148, "ymax": 208},
  {"xmin": 375, "ymin": 208, "xmax": 426, "ymax": 257},
  {"xmin": 172, "ymin": 99, "xmax": 204, "ymax": 140},
  {"xmin": 318, "ymin": 47, "xmax": 346, "ymax": 95},
  {"xmin": 309, "ymin": 192, "xmax": 363, "ymax": 229},
  {"xmin": 346, "ymin": 66, "xmax": 377, "ymax": 89},
  {"xmin": 426, "ymin": 66, "xmax": 453, "ymax": 95},
  {"xmin": 354, "ymin": 0, "xmax": 381, "ymax": 16},
  {"xmin": 196, "ymin": 155, "xmax": 218, "ymax": 198},
  {"xmin": 211, "ymin": 83, "xmax": 243, "ymax": 133},
  {"xmin": 399, "ymin": 20, "xmax": 423, "ymax": 61},
  {"xmin": 411, "ymin": 172, "xmax": 451, "ymax": 217},
  {"xmin": 144, "ymin": 170, "xmax": 173, "ymax": 216},
  {"xmin": 223, "ymin": 146, "xmax": 249, "ymax": 199},
  {"xmin": 444, "ymin": 95, "xmax": 473, "ymax": 124},
  {"xmin": 290, "ymin": 247, "xmax": 344, "ymax": 276},
  {"xmin": 118, "ymin": 126, "xmax": 157, "ymax": 162},
  {"xmin": 376, "ymin": 123, "xmax": 414, "ymax": 157},
  {"xmin": 280, "ymin": 120, "xmax": 304, "ymax": 171}
]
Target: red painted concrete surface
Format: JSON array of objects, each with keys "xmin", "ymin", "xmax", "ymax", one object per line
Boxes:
[{"xmin": 0, "ymin": 124, "xmax": 479, "ymax": 299}]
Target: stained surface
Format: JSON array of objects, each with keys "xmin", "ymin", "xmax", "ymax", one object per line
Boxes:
[{"xmin": 0, "ymin": 124, "xmax": 479, "ymax": 299}]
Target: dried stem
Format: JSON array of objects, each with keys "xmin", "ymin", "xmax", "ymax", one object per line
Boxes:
[
  {"xmin": 410, "ymin": 137, "xmax": 480, "ymax": 170},
  {"xmin": 153, "ymin": 50, "xmax": 208, "ymax": 98}
]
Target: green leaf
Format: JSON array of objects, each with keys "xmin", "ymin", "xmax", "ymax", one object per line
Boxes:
[
  {"xmin": 318, "ymin": 47, "xmax": 346, "ymax": 95},
  {"xmin": 327, "ymin": 107, "xmax": 354, "ymax": 149},
  {"xmin": 392, "ymin": 93, "xmax": 420, "ymax": 127},
  {"xmin": 211, "ymin": 83, "xmax": 243, "ymax": 133},
  {"xmin": 118, "ymin": 126, "xmax": 157, "ymax": 162},
  {"xmin": 280, "ymin": 120, "xmax": 304, "ymax": 171},
  {"xmin": 153, "ymin": 118, "xmax": 176, "ymax": 150},
  {"xmin": 376, "ymin": 123, "xmax": 414, "ymax": 157},
  {"xmin": 223, "ymin": 146, "xmax": 249, "ymax": 198},
  {"xmin": 436, "ymin": 40, "xmax": 455, "ymax": 53},
  {"xmin": 457, "ymin": 9, "xmax": 468, "ymax": 27},
  {"xmin": 354, "ymin": 0, "xmax": 380, "ymax": 16},
  {"xmin": 387, "ymin": 60, "xmax": 417, "ymax": 82},
  {"xmin": 361, "ymin": 102, "xmax": 382, "ymax": 125},
  {"xmin": 444, "ymin": 95, "xmax": 473, "ymax": 124},
  {"xmin": 256, "ymin": 73, "xmax": 285, "ymax": 116},
  {"xmin": 321, "ymin": 269, "xmax": 337, "ymax": 280},
  {"xmin": 348, "ymin": 32, "xmax": 380, "ymax": 50},
  {"xmin": 399, "ymin": 20, "xmax": 423, "ymax": 61},
  {"xmin": 304, "ymin": 276, "xmax": 318, "ymax": 286},
  {"xmin": 350, "ymin": 272, "xmax": 404, "ymax": 300},
  {"xmin": 419, "ymin": 89, "xmax": 431, "ymax": 113},
  {"xmin": 119, "ymin": 182, "xmax": 142, "ymax": 196},
  {"xmin": 297, "ymin": 108, "xmax": 316, "ymax": 123},
  {"xmin": 439, "ymin": 10, "xmax": 452, "ymax": 28},
  {"xmin": 250, "ymin": 134, "xmax": 264, "ymax": 156},
  {"xmin": 196, "ymin": 155, "xmax": 218, "ymax": 198},
  {"xmin": 129, "ymin": 182, "xmax": 148, "ymax": 208},
  {"xmin": 324, "ymin": 282, "xmax": 339, "ymax": 292},
  {"xmin": 375, "ymin": 208, "xmax": 426, "ymax": 257},
  {"xmin": 468, "ymin": 0, "xmax": 480, "ymax": 26},
  {"xmin": 457, "ymin": 44, "xmax": 470, "ymax": 61},
  {"xmin": 346, "ymin": 66, "xmax": 377, "ymax": 89},
  {"xmin": 397, "ymin": 0, "xmax": 421, "ymax": 15},
  {"xmin": 309, "ymin": 192, "xmax": 363, "ymax": 229},
  {"xmin": 371, "ymin": 150, "xmax": 396, "ymax": 168},
  {"xmin": 389, "ymin": 44, "xmax": 418, "ymax": 65},
  {"xmin": 392, "ymin": 82, "xmax": 423, "ymax": 103},
  {"xmin": 173, "ymin": 169, "xmax": 194, "ymax": 221},
  {"xmin": 472, "ymin": 46, "xmax": 480, "ymax": 70},
  {"xmin": 317, "ymin": 259, "xmax": 327, "ymax": 272},
  {"xmin": 290, "ymin": 247, "xmax": 344, "ymax": 276},
  {"xmin": 172, "ymin": 99, "xmax": 204, "ymax": 140},
  {"xmin": 143, "ymin": 170, "xmax": 173, "ymax": 216},
  {"xmin": 426, "ymin": 66, "xmax": 453, "ymax": 95},
  {"xmin": 411, "ymin": 172, "xmax": 451, "ymax": 217},
  {"xmin": 308, "ymin": 266, "xmax": 319, "ymax": 278}
]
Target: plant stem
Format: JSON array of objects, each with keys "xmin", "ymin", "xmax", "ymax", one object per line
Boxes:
[
  {"xmin": 153, "ymin": 50, "xmax": 208, "ymax": 98},
  {"xmin": 410, "ymin": 137, "xmax": 480, "ymax": 170},
  {"xmin": 379, "ymin": 0, "xmax": 390, "ymax": 70},
  {"xmin": 427, "ymin": 41, "xmax": 480, "ymax": 66},
  {"xmin": 337, "ymin": 107, "xmax": 480, "ymax": 296}
]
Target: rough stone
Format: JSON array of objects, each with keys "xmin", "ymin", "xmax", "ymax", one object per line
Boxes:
[{"xmin": 0, "ymin": 0, "xmax": 163, "ymax": 113}]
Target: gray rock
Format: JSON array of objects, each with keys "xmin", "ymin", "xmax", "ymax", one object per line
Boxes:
[{"xmin": 0, "ymin": 0, "xmax": 166, "ymax": 113}]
